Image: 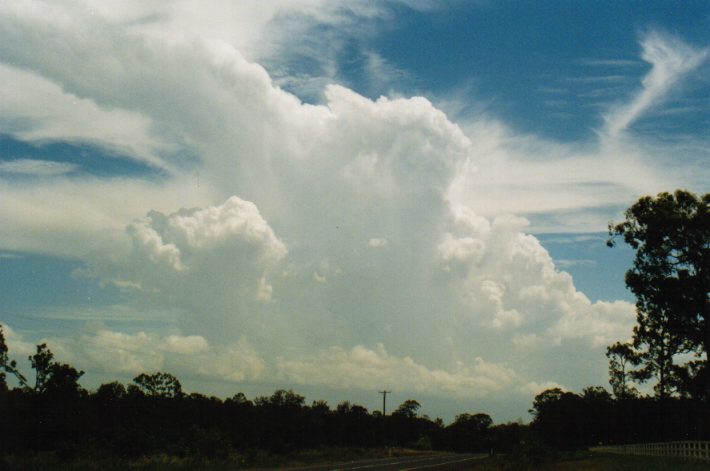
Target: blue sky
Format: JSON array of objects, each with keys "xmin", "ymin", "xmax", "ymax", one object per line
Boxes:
[
  {"xmin": 0, "ymin": 1, "xmax": 708, "ymax": 422},
  {"xmin": 275, "ymin": 1, "xmax": 710, "ymax": 141}
]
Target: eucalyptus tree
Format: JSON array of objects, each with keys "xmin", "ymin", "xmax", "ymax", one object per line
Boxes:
[{"xmin": 609, "ymin": 190, "xmax": 709, "ymax": 398}]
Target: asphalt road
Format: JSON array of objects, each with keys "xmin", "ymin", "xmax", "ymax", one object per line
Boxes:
[{"xmin": 281, "ymin": 453, "xmax": 488, "ymax": 471}]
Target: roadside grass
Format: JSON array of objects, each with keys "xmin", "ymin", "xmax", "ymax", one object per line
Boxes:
[
  {"xmin": 472, "ymin": 451, "xmax": 710, "ymax": 471},
  {"xmin": 3, "ymin": 449, "xmax": 708, "ymax": 470},
  {"xmin": 0, "ymin": 447, "xmax": 434, "ymax": 471},
  {"xmin": 548, "ymin": 452, "xmax": 710, "ymax": 471}
]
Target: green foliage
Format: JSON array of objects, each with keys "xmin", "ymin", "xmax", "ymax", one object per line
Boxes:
[
  {"xmin": 452, "ymin": 412, "xmax": 493, "ymax": 429},
  {"xmin": 27, "ymin": 342, "xmax": 84, "ymax": 397},
  {"xmin": 490, "ymin": 421, "xmax": 528, "ymax": 454},
  {"xmin": 0, "ymin": 325, "xmax": 28, "ymax": 389},
  {"xmin": 413, "ymin": 434, "xmax": 432, "ymax": 450},
  {"xmin": 608, "ymin": 190, "xmax": 710, "ymax": 399},
  {"xmin": 310, "ymin": 399, "xmax": 329, "ymax": 413},
  {"xmin": 225, "ymin": 391, "xmax": 252, "ymax": 406},
  {"xmin": 335, "ymin": 400, "xmax": 368, "ymax": 417},
  {"xmin": 531, "ymin": 385, "xmax": 710, "ymax": 447},
  {"xmin": 0, "ymin": 325, "xmax": 8, "ymax": 390},
  {"xmin": 606, "ymin": 342, "xmax": 640, "ymax": 399},
  {"xmin": 29, "ymin": 343, "xmax": 54, "ymax": 393},
  {"xmin": 253, "ymin": 389, "xmax": 304, "ymax": 408},
  {"xmin": 132, "ymin": 372, "xmax": 184, "ymax": 398},
  {"xmin": 44, "ymin": 363, "xmax": 85, "ymax": 397},
  {"xmin": 446, "ymin": 412, "xmax": 493, "ymax": 452},
  {"xmin": 673, "ymin": 360, "xmax": 708, "ymax": 401},
  {"xmin": 392, "ymin": 399, "xmax": 421, "ymax": 419},
  {"xmin": 531, "ymin": 387, "xmax": 616, "ymax": 449},
  {"xmin": 95, "ymin": 381, "xmax": 127, "ymax": 404}
]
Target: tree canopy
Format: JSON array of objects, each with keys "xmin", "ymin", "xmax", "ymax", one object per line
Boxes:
[
  {"xmin": 0, "ymin": 326, "xmax": 28, "ymax": 390},
  {"xmin": 608, "ymin": 190, "xmax": 710, "ymax": 399},
  {"xmin": 131, "ymin": 372, "xmax": 183, "ymax": 398}
]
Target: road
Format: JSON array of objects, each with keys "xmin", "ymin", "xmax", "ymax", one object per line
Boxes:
[{"xmin": 280, "ymin": 453, "xmax": 488, "ymax": 471}]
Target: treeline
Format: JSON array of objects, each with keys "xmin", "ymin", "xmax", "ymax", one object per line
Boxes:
[
  {"xmin": 529, "ymin": 385, "xmax": 710, "ymax": 451},
  {"xmin": 0, "ymin": 329, "xmax": 527, "ymax": 461},
  {"xmin": 531, "ymin": 190, "xmax": 710, "ymax": 452},
  {"xmin": 4, "ymin": 335, "xmax": 709, "ymax": 464}
]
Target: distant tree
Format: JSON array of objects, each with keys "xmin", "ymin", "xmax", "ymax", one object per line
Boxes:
[
  {"xmin": 43, "ymin": 363, "xmax": 84, "ymax": 398},
  {"xmin": 132, "ymin": 372, "xmax": 183, "ymax": 398},
  {"xmin": 254, "ymin": 389, "xmax": 304, "ymax": 408},
  {"xmin": 581, "ymin": 386, "xmax": 613, "ymax": 402},
  {"xmin": 252, "ymin": 390, "xmax": 308, "ymax": 452},
  {"xmin": 630, "ymin": 308, "xmax": 690, "ymax": 399},
  {"xmin": 93, "ymin": 381, "xmax": 127, "ymax": 436},
  {"xmin": 97, "ymin": 381, "xmax": 127, "ymax": 398},
  {"xmin": 28, "ymin": 343, "xmax": 83, "ymax": 396},
  {"xmin": 95, "ymin": 381, "xmax": 127, "ymax": 404},
  {"xmin": 226, "ymin": 391, "xmax": 252, "ymax": 406},
  {"xmin": 334, "ymin": 401, "xmax": 369, "ymax": 422},
  {"xmin": 447, "ymin": 412, "xmax": 492, "ymax": 452},
  {"xmin": 347, "ymin": 404, "xmax": 370, "ymax": 419},
  {"xmin": 609, "ymin": 190, "xmax": 709, "ymax": 398},
  {"xmin": 392, "ymin": 399, "xmax": 421, "ymax": 419},
  {"xmin": 335, "ymin": 400, "xmax": 353, "ymax": 415},
  {"xmin": 0, "ymin": 327, "xmax": 6, "ymax": 392},
  {"xmin": 491, "ymin": 421, "xmax": 528, "ymax": 454},
  {"xmin": 29, "ymin": 343, "xmax": 54, "ymax": 393},
  {"xmin": 580, "ymin": 386, "xmax": 614, "ymax": 445},
  {"xmin": 0, "ymin": 325, "xmax": 29, "ymax": 389},
  {"xmin": 451, "ymin": 412, "xmax": 492, "ymax": 430},
  {"xmin": 530, "ymin": 388, "xmax": 586, "ymax": 449},
  {"xmin": 606, "ymin": 341, "xmax": 640, "ymax": 399},
  {"xmin": 530, "ymin": 388, "xmax": 565, "ymax": 418},
  {"xmin": 310, "ymin": 399, "xmax": 330, "ymax": 412}
]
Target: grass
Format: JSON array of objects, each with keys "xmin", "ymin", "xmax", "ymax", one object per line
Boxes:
[
  {"xmin": 550, "ymin": 452, "xmax": 710, "ymax": 471},
  {"xmin": 2, "ymin": 449, "xmax": 708, "ymax": 470},
  {"xmin": 0, "ymin": 447, "xmax": 432, "ymax": 471},
  {"xmin": 468, "ymin": 451, "xmax": 710, "ymax": 471}
]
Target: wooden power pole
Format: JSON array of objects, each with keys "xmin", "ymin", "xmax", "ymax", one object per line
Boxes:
[{"xmin": 379, "ymin": 390, "xmax": 391, "ymax": 416}]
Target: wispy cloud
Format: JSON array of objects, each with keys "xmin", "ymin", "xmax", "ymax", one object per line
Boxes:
[
  {"xmin": 578, "ymin": 58, "xmax": 643, "ymax": 68},
  {"xmin": 555, "ymin": 259, "xmax": 597, "ymax": 268},
  {"xmin": 0, "ymin": 64, "xmax": 170, "ymax": 169},
  {"xmin": 603, "ymin": 31, "xmax": 708, "ymax": 138},
  {"xmin": 362, "ymin": 50, "xmax": 415, "ymax": 95},
  {"xmin": 565, "ymin": 75, "xmax": 631, "ymax": 84},
  {"xmin": 0, "ymin": 159, "xmax": 79, "ymax": 177}
]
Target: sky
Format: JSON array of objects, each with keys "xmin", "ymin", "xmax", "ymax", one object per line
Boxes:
[{"xmin": 0, "ymin": 0, "xmax": 709, "ymax": 423}]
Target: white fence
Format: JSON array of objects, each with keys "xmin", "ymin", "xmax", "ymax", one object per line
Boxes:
[{"xmin": 591, "ymin": 441, "xmax": 710, "ymax": 463}]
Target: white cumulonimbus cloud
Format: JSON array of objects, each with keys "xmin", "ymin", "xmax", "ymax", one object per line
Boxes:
[{"xmin": 1, "ymin": 2, "xmax": 704, "ymax": 417}]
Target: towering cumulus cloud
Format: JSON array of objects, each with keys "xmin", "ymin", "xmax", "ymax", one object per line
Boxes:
[{"xmin": 3, "ymin": 2, "xmax": 705, "ymax": 419}]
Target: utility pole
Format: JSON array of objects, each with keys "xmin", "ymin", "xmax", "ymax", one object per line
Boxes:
[{"xmin": 379, "ymin": 390, "xmax": 391, "ymax": 416}]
